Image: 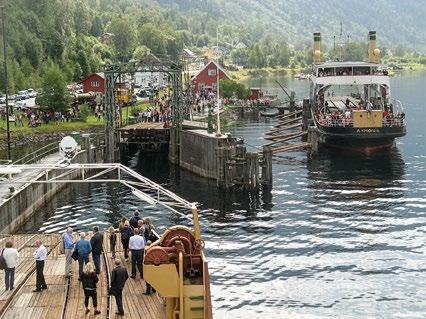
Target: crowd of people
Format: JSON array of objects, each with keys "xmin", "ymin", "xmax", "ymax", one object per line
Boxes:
[
  {"xmin": 0, "ymin": 210, "xmax": 156, "ymax": 317},
  {"xmin": 317, "ymin": 67, "xmax": 389, "ymax": 77},
  {"xmin": 316, "ymin": 97, "xmax": 405, "ymax": 128},
  {"xmin": 0, "ymin": 107, "xmax": 84, "ymax": 128}
]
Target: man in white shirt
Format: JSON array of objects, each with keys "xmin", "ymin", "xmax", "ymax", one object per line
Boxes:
[
  {"xmin": 32, "ymin": 239, "xmax": 47, "ymax": 292},
  {"xmin": 128, "ymin": 228, "xmax": 145, "ymax": 279},
  {"xmin": 3, "ymin": 241, "xmax": 19, "ymax": 290}
]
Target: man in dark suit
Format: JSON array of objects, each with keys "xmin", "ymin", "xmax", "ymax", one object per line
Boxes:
[
  {"xmin": 109, "ymin": 258, "xmax": 128, "ymax": 316},
  {"xmin": 90, "ymin": 226, "xmax": 103, "ymax": 274}
]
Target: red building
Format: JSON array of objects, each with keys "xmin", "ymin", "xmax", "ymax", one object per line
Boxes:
[
  {"xmin": 81, "ymin": 73, "xmax": 105, "ymax": 94},
  {"xmin": 191, "ymin": 60, "xmax": 231, "ymax": 92},
  {"xmin": 248, "ymin": 88, "xmax": 263, "ymax": 100}
]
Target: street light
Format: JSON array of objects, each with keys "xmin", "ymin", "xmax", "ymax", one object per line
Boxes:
[{"xmin": 1, "ymin": 7, "xmax": 11, "ymax": 162}]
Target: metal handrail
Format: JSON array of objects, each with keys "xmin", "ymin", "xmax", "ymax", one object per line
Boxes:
[
  {"xmin": 12, "ymin": 142, "xmax": 58, "ymax": 165},
  {"xmin": 317, "ymin": 116, "xmax": 405, "ymax": 128}
]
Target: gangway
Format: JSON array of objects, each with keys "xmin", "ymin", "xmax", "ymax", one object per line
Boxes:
[{"xmin": 0, "ymin": 162, "xmax": 196, "ymax": 221}]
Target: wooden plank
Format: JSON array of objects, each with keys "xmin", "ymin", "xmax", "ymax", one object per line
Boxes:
[
  {"xmin": 271, "ymin": 142, "xmax": 311, "ymax": 154},
  {"xmin": 264, "ymin": 131, "xmax": 308, "ymax": 146},
  {"xmin": 265, "ymin": 122, "xmax": 303, "ymax": 136},
  {"xmin": 0, "ymin": 235, "xmax": 64, "ymax": 319}
]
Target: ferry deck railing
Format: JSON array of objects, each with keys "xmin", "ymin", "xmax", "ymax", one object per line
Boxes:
[{"xmin": 317, "ymin": 116, "xmax": 405, "ymax": 128}]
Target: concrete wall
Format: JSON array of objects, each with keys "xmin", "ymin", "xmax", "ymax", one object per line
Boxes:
[
  {"xmin": 179, "ymin": 130, "xmax": 237, "ymax": 180},
  {"xmin": 0, "ymin": 147, "xmax": 104, "ymax": 234}
]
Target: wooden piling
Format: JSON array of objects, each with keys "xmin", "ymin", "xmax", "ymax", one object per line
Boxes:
[
  {"xmin": 245, "ymin": 152, "xmax": 259, "ymax": 189},
  {"xmin": 261, "ymin": 146, "xmax": 273, "ymax": 186},
  {"xmin": 82, "ymin": 133, "xmax": 92, "ymax": 163},
  {"xmin": 308, "ymin": 127, "xmax": 319, "ymax": 155},
  {"xmin": 216, "ymin": 147, "xmax": 226, "ymax": 187},
  {"xmin": 302, "ymin": 99, "xmax": 310, "ymax": 132}
]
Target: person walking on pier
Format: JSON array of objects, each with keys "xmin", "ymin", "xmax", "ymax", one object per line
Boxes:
[
  {"xmin": 129, "ymin": 228, "xmax": 145, "ymax": 279},
  {"xmin": 109, "ymin": 258, "xmax": 128, "ymax": 316},
  {"xmin": 129, "ymin": 210, "xmax": 141, "ymax": 229},
  {"xmin": 90, "ymin": 227, "xmax": 103, "ymax": 274},
  {"xmin": 120, "ymin": 221, "xmax": 133, "ymax": 261},
  {"xmin": 32, "ymin": 239, "xmax": 47, "ymax": 292},
  {"xmin": 75, "ymin": 232, "xmax": 92, "ymax": 281},
  {"xmin": 81, "ymin": 262, "xmax": 101, "ymax": 315},
  {"xmin": 63, "ymin": 227, "xmax": 74, "ymax": 278},
  {"xmin": 3, "ymin": 241, "xmax": 19, "ymax": 291},
  {"xmin": 108, "ymin": 226, "xmax": 117, "ymax": 259}
]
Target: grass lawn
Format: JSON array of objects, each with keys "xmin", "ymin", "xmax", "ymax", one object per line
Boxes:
[
  {"xmin": 0, "ymin": 100, "xmax": 156, "ymax": 140},
  {"xmin": 0, "ymin": 115, "xmax": 104, "ymax": 140}
]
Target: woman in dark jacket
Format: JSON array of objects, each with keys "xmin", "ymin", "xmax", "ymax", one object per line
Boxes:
[
  {"xmin": 108, "ymin": 226, "xmax": 117, "ymax": 258},
  {"xmin": 81, "ymin": 262, "xmax": 101, "ymax": 315}
]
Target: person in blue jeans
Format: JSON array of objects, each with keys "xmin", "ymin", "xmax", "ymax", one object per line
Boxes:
[{"xmin": 75, "ymin": 232, "xmax": 92, "ymax": 280}]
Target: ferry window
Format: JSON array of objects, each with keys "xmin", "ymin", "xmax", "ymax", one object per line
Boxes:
[{"xmin": 353, "ymin": 67, "xmax": 370, "ymax": 75}]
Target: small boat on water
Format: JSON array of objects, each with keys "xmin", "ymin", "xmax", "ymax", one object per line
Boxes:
[
  {"xmin": 295, "ymin": 73, "xmax": 311, "ymax": 80},
  {"xmin": 308, "ymin": 31, "xmax": 406, "ymax": 153},
  {"xmin": 260, "ymin": 109, "xmax": 279, "ymax": 117}
]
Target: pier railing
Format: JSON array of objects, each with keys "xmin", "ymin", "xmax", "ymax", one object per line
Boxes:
[{"xmin": 12, "ymin": 142, "xmax": 59, "ymax": 165}]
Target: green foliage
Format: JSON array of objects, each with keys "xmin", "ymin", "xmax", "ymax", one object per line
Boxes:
[
  {"xmin": 220, "ymin": 80, "xmax": 249, "ymax": 100},
  {"xmin": 2, "ymin": 0, "xmax": 425, "ymax": 98},
  {"xmin": 108, "ymin": 16, "xmax": 136, "ymax": 57},
  {"xmin": 132, "ymin": 46, "xmax": 151, "ymax": 61},
  {"xmin": 37, "ymin": 66, "xmax": 70, "ymax": 112},
  {"xmin": 79, "ymin": 104, "xmax": 91, "ymax": 122}
]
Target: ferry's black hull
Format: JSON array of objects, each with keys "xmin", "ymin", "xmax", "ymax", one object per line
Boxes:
[{"xmin": 317, "ymin": 125, "xmax": 406, "ymax": 153}]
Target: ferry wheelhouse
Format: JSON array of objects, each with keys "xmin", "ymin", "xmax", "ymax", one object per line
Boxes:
[{"xmin": 309, "ymin": 32, "xmax": 406, "ymax": 152}]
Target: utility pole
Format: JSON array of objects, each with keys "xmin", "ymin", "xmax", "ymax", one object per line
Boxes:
[
  {"xmin": 1, "ymin": 7, "xmax": 11, "ymax": 162},
  {"xmin": 216, "ymin": 27, "xmax": 221, "ymax": 136}
]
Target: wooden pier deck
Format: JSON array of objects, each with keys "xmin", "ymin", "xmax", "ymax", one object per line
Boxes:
[{"xmin": 0, "ymin": 233, "xmax": 165, "ymax": 318}]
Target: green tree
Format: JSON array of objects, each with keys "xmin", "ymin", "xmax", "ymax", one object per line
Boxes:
[
  {"xmin": 220, "ymin": 80, "xmax": 249, "ymax": 100},
  {"xmin": 38, "ymin": 66, "xmax": 70, "ymax": 112},
  {"xmin": 138, "ymin": 23, "xmax": 167, "ymax": 56},
  {"xmin": 108, "ymin": 16, "xmax": 136, "ymax": 57},
  {"xmin": 74, "ymin": 0, "xmax": 91, "ymax": 35},
  {"xmin": 132, "ymin": 45, "xmax": 151, "ymax": 61},
  {"xmin": 90, "ymin": 16, "xmax": 104, "ymax": 37}
]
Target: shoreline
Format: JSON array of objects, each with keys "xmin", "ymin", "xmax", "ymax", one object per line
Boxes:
[{"xmin": 230, "ymin": 63, "xmax": 426, "ymax": 80}]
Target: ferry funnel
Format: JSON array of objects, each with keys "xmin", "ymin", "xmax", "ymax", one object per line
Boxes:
[
  {"xmin": 368, "ymin": 31, "xmax": 380, "ymax": 63},
  {"xmin": 313, "ymin": 32, "xmax": 321, "ymax": 64}
]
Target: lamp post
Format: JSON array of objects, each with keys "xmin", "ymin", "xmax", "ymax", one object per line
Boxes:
[
  {"xmin": 1, "ymin": 7, "xmax": 11, "ymax": 162},
  {"xmin": 216, "ymin": 26, "xmax": 221, "ymax": 136}
]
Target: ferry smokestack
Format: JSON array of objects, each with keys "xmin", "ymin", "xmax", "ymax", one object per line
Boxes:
[
  {"xmin": 313, "ymin": 32, "xmax": 321, "ymax": 65},
  {"xmin": 368, "ymin": 31, "xmax": 381, "ymax": 63}
]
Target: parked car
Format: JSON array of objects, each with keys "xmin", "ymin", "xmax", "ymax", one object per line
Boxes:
[{"xmin": 0, "ymin": 97, "xmax": 5, "ymax": 103}]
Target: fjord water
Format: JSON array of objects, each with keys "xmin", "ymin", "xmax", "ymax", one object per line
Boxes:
[{"xmin": 21, "ymin": 71, "xmax": 425, "ymax": 318}]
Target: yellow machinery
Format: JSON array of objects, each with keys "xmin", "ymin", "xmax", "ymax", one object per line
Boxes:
[
  {"xmin": 353, "ymin": 110, "xmax": 383, "ymax": 128},
  {"xmin": 144, "ymin": 206, "xmax": 213, "ymax": 319},
  {"xmin": 313, "ymin": 32, "xmax": 321, "ymax": 65},
  {"xmin": 115, "ymin": 87, "xmax": 130, "ymax": 105}
]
